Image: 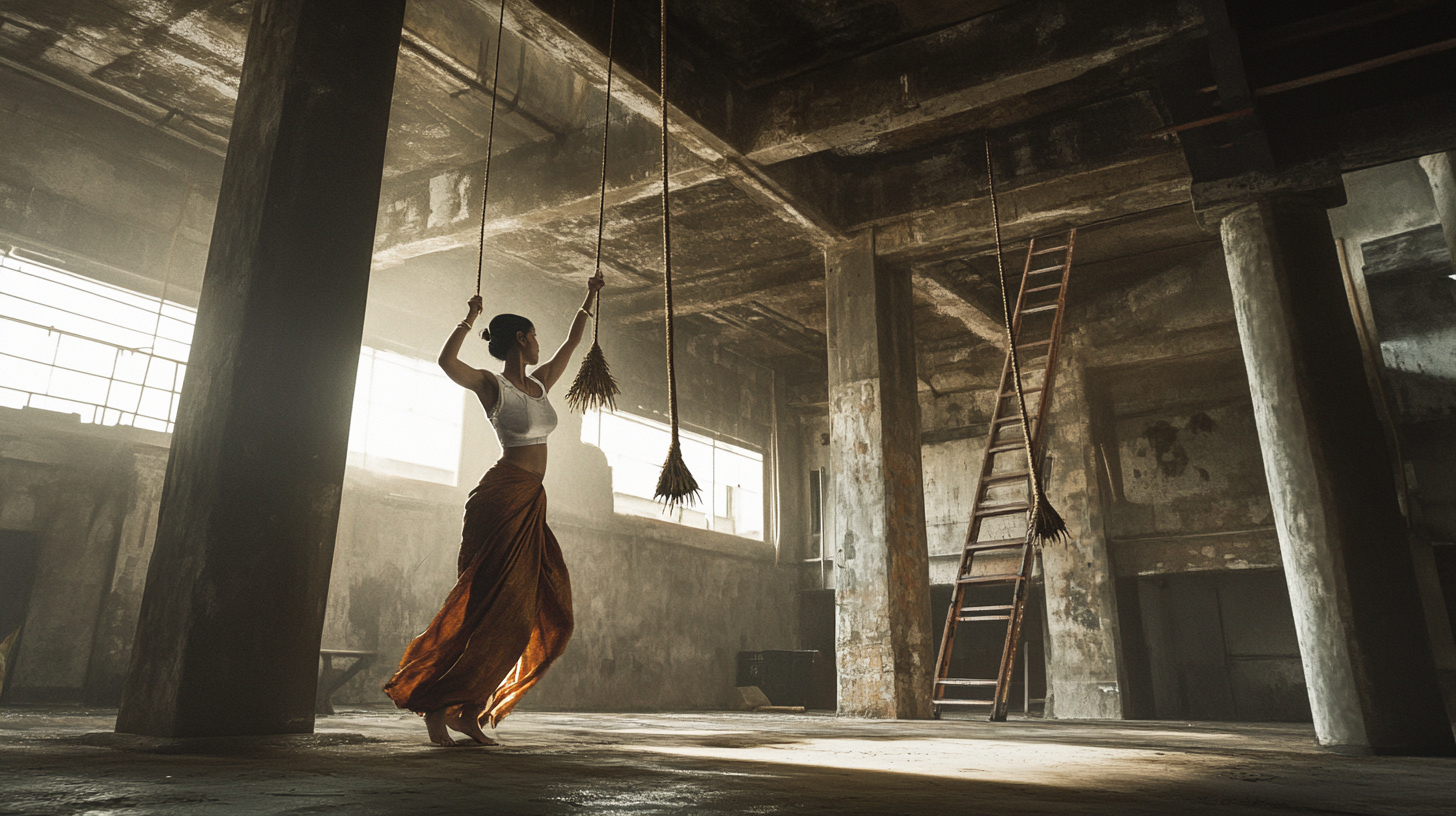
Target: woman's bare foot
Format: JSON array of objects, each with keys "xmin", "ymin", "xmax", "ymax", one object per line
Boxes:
[
  {"xmin": 424, "ymin": 709, "xmax": 457, "ymax": 747},
  {"xmin": 447, "ymin": 706, "xmax": 498, "ymax": 746}
]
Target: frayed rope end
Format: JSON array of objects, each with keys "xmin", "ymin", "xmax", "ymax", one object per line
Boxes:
[
  {"xmin": 654, "ymin": 440, "xmax": 701, "ymax": 512},
  {"xmin": 1028, "ymin": 496, "xmax": 1070, "ymax": 546},
  {"xmin": 565, "ymin": 341, "xmax": 621, "ymax": 414}
]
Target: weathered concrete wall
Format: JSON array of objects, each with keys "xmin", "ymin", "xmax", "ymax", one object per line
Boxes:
[
  {"xmin": 905, "ymin": 240, "xmax": 1300, "ymax": 720},
  {"xmin": 0, "ymin": 239, "xmax": 797, "ymax": 714},
  {"xmin": 324, "ymin": 463, "xmax": 796, "ymax": 711},
  {"xmin": 0, "ymin": 68, "xmax": 220, "ymax": 304},
  {"xmin": 0, "ymin": 407, "xmax": 168, "ymax": 705},
  {"xmin": 4, "ymin": 396, "xmax": 796, "ymax": 713}
]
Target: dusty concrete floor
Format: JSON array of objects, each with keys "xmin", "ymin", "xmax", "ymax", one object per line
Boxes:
[{"xmin": 2, "ymin": 707, "xmax": 1454, "ymax": 815}]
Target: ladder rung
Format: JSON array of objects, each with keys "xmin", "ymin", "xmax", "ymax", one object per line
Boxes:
[
  {"xmin": 1020, "ymin": 304, "xmax": 1058, "ymax": 316},
  {"xmin": 1016, "ymin": 339, "xmax": 1052, "ymax": 350},
  {"xmin": 1022, "ymin": 265, "xmax": 1063, "ymax": 276},
  {"xmin": 1026, "ymin": 282, "xmax": 1063, "ymax": 294},
  {"xmin": 959, "ymin": 614, "xmax": 1011, "ymax": 622},
  {"xmin": 1030, "ymin": 244, "xmax": 1068, "ymax": 255},
  {"xmin": 975, "ymin": 501, "xmax": 1029, "ymax": 516},
  {"xmin": 999, "ymin": 365, "xmax": 1046, "ymax": 387},
  {"xmin": 980, "ymin": 469, "xmax": 1030, "ymax": 484},
  {"xmin": 986, "ymin": 441, "xmax": 1026, "ymax": 454},
  {"xmin": 993, "ymin": 415, "xmax": 1027, "ymax": 426},
  {"xmin": 935, "ymin": 699, "xmax": 997, "ymax": 707},
  {"xmin": 961, "ymin": 605, "xmax": 1015, "ymax": 614},
  {"xmin": 999, "ymin": 386, "xmax": 1045, "ymax": 398},
  {"xmin": 966, "ymin": 537, "xmax": 1026, "ymax": 552},
  {"xmin": 938, "ymin": 678, "xmax": 999, "ymax": 686},
  {"xmin": 957, "ymin": 573, "xmax": 1024, "ymax": 585}
]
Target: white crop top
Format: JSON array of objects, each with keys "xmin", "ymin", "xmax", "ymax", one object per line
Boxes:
[{"xmin": 487, "ymin": 371, "xmax": 558, "ymax": 448}]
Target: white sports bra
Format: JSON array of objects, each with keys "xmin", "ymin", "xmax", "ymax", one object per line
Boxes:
[{"xmin": 486, "ymin": 371, "xmax": 558, "ymax": 448}]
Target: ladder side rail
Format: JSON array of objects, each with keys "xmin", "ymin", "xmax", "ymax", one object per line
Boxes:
[
  {"xmin": 990, "ymin": 544, "xmax": 1037, "ymax": 721},
  {"xmin": 1007, "ymin": 237, "xmax": 1041, "ymax": 342},
  {"xmin": 992, "ymin": 229, "xmax": 1075, "ymax": 721},
  {"xmin": 934, "ymin": 345, "xmax": 1019, "ymax": 702},
  {"xmin": 1027, "ymin": 229, "xmax": 1077, "ymax": 462},
  {"xmin": 936, "ymin": 232, "xmax": 1066, "ymax": 715}
]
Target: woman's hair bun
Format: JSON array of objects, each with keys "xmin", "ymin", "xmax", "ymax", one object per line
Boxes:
[
  {"xmin": 480, "ymin": 327, "xmax": 492, "ymax": 341},
  {"xmin": 484, "ymin": 313, "xmax": 533, "ymax": 360}
]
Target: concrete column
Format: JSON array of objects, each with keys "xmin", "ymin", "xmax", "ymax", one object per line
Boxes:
[
  {"xmin": 1039, "ymin": 358, "xmax": 1126, "ymax": 720},
  {"xmin": 116, "ymin": 0, "xmax": 406, "ymax": 738},
  {"xmin": 1418, "ymin": 153, "xmax": 1456, "ymax": 275},
  {"xmin": 1220, "ymin": 196, "xmax": 1455, "ymax": 755},
  {"xmin": 825, "ymin": 230, "xmax": 935, "ymax": 719}
]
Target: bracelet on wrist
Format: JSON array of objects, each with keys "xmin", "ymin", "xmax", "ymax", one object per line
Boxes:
[{"xmin": 457, "ymin": 321, "xmax": 473, "ymax": 330}]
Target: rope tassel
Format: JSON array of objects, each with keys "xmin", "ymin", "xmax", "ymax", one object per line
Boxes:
[
  {"xmin": 654, "ymin": 438, "xmax": 701, "ymax": 512},
  {"xmin": 651, "ymin": 0, "xmax": 700, "ymax": 510},
  {"xmin": 566, "ymin": 332, "xmax": 619, "ymax": 413},
  {"xmin": 986, "ymin": 135, "xmax": 1067, "ymax": 547},
  {"xmin": 566, "ymin": 0, "xmax": 621, "ymax": 413}
]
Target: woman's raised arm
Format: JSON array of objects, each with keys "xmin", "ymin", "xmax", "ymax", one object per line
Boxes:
[
  {"xmin": 440, "ymin": 295, "xmax": 496, "ymax": 407},
  {"xmin": 535, "ymin": 272, "xmax": 604, "ymax": 391}
]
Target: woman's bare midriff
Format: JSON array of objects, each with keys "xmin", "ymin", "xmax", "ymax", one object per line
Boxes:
[{"xmin": 500, "ymin": 443, "xmax": 548, "ymax": 476}]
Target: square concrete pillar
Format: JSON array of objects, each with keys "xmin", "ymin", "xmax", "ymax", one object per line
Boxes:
[
  {"xmin": 1418, "ymin": 153, "xmax": 1456, "ymax": 275},
  {"xmin": 1220, "ymin": 196, "xmax": 1455, "ymax": 755},
  {"xmin": 825, "ymin": 231, "xmax": 935, "ymax": 719},
  {"xmin": 116, "ymin": 0, "xmax": 406, "ymax": 738}
]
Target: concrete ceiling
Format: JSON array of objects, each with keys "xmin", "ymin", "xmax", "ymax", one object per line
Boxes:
[{"xmin": 4, "ymin": 0, "xmax": 1455, "ymax": 392}]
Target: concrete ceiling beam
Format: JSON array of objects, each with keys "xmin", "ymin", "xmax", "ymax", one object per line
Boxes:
[
  {"xmin": 911, "ymin": 272, "xmax": 1005, "ymax": 347},
  {"xmin": 490, "ymin": 0, "xmax": 844, "ymax": 247},
  {"xmin": 872, "ymin": 151, "xmax": 1193, "ymax": 265},
  {"xmin": 615, "ymin": 253, "xmax": 824, "ymax": 323},
  {"xmin": 737, "ymin": 0, "xmax": 1205, "ymax": 165},
  {"xmin": 371, "ymin": 107, "xmax": 718, "ymax": 271}
]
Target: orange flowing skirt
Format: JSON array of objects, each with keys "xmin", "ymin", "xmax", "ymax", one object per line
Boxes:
[{"xmin": 383, "ymin": 461, "xmax": 573, "ymax": 726}]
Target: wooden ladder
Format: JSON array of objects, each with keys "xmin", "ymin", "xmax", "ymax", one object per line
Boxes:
[{"xmin": 932, "ymin": 229, "xmax": 1077, "ymax": 721}]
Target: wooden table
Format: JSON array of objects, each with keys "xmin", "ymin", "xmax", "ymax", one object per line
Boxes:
[{"xmin": 316, "ymin": 649, "xmax": 377, "ymax": 716}]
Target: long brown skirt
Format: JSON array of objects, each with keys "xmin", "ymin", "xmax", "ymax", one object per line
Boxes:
[{"xmin": 383, "ymin": 461, "xmax": 573, "ymax": 727}]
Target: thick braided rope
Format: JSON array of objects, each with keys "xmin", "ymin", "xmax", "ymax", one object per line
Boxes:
[
  {"xmin": 660, "ymin": 0, "xmax": 680, "ymax": 443},
  {"xmin": 986, "ymin": 136, "xmax": 1047, "ymax": 534},
  {"xmin": 474, "ymin": 0, "xmax": 508, "ymax": 296},
  {"xmin": 589, "ymin": 0, "xmax": 618, "ymax": 344}
]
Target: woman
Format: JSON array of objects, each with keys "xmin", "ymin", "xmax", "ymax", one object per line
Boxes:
[{"xmin": 383, "ymin": 271, "xmax": 604, "ymax": 746}]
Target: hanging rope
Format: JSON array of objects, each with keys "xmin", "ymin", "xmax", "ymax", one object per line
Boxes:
[
  {"xmin": 473, "ymin": 0, "xmax": 509, "ymax": 296},
  {"xmin": 566, "ymin": 0, "xmax": 622, "ymax": 413},
  {"xmin": 652, "ymin": 0, "xmax": 700, "ymax": 510},
  {"xmin": 986, "ymin": 135, "xmax": 1067, "ymax": 545}
]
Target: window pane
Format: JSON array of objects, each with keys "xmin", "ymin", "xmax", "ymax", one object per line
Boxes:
[
  {"xmin": 346, "ymin": 347, "xmax": 462, "ymax": 485},
  {"xmin": 106, "ymin": 381, "xmax": 142, "ymax": 412},
  {"xmin": 48, "ymin": 367, "xmax": 111, "ymax": 405},
  {"xmin": 0, "ymin": 252, "xmax": 195, "ymax": 432},
  {"xmin": 581, "ymin": 408, "xmax": 764, "ymax": 539},
  {"xmin": 54, "ymin": 336, "xmax": 118, "ymax": 378},
  {"xmin": 0, "ymin": 355, "xmax": 52, "ymax": 394},
  {"xmin": 0, "ymin": 386, "xmax": 28, "ymax": 410},
  {"xmin": 137, "ymin": 387, "xmax": 173, "ymax": 421},
  {"xmin": 112, "ymin": 350, "xmax": 151, "ymax": 384}
]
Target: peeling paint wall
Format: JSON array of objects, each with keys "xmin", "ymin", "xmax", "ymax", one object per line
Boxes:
[
  {"xmin": 901, "ymin": 242, "xmax": 1313, "ymax": 721},
  {"xmin": 0, "ymin": 408, "xmax": 168, "ymax": 705}
]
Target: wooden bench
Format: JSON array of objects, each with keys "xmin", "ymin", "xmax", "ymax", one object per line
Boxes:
[{"xmin": 316, "ymin": 649, "xmax": 377, "ymax": 716}]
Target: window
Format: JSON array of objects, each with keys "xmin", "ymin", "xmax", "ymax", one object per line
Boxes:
[
  {"xmin": 0, "ymin": 251, "xmax": 194, "ymax": 432},
  {"xmin": 807, "ymin": 467, "xmax": 825, "ymax": 559},
  {"xmin": 0, "ymin": 249, "xmax": 463, "ymax": 486},
  {"xmin": 347, "ymin": 347, "xmax": 464, "ymax": 486},
  {"xmin": 582, "ymin": 408, "xmax": 763, "ymax": 539}
]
